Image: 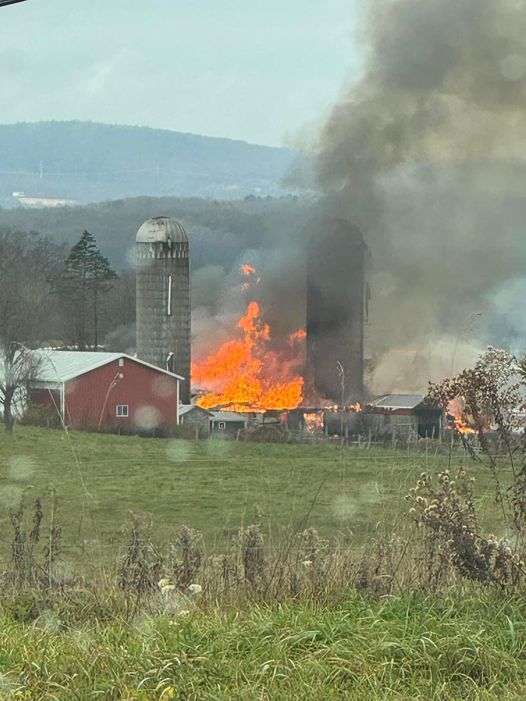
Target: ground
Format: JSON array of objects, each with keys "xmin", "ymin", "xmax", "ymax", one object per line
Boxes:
[
  {"xmin": 0, "ymin": 427, "xmax": 521, "ymax": 700},
  {"xmin": 1, "ymin": 591, "xmax": 526, "ymax": 699},
  {"xmin": 0, "ymin": 426, "xmax": 503, "ymax": 567}
]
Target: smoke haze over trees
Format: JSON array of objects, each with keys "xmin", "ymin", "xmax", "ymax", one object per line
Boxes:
[{"xmin": 0, "ymin": 196, "xmax": 311, "ymax": 360}]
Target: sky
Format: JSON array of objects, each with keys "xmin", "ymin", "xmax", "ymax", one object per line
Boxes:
[{"xmin": 0, "ymin": 0, "xmax": 362, "ymax": 147}]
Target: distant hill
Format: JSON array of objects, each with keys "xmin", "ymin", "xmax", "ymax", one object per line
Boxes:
[{"xmin": 0, "ymin": 121, "xmax": 301, "ymax": 205}]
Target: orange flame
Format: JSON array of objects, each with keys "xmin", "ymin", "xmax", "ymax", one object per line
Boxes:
[
  {"xmin": 304, "ymin": 411, "xmax": 324, "ymax": 433},
  {"xmin": 192, "ymin": 291, "xmax": 305, "ymax": 411},
  {"xmin": 448, "ymin": 400, "xmax": 476, "ymax": 435},
  {"xmin": 240, "ymin": 263, "xmax": 260, "ymax": 290},
  {"xmin": 288, "ymin": 329, "xmax": 307, "ymax": 344}
]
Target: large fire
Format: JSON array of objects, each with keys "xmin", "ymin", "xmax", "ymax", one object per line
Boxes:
[{"xmin": 192, "ymin": 265, "xmax": 305, "ymax": 411}]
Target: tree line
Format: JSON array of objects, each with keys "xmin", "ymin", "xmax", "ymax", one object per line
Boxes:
[{"xmin": 0, "ymin": 227, "xmax": 133, "ymax": 432}]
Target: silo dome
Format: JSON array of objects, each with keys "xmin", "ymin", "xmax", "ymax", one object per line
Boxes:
[{"xmin": 136, "ymin": 216, "xmax": 188, "ymax": 244}]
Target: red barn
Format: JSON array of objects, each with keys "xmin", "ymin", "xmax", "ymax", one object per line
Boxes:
[{"xmin": 28, "ymin": 351, "xmax": 183, "ymax": 434}]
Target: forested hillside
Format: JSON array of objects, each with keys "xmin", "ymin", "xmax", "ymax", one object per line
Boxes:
[
  {"xmin": 0, "ymin": 122, "xmax": 301, "ymax": 204},
  {"xmin": 0, "ymin": 195, "xmax": 315, "ymax": 353},
  {"xmin": 0, "ymin": 195, "xmax": 309, "ymax": 271}
]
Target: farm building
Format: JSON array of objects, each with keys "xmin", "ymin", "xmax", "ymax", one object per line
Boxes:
[
  {"xmin": 27, "ymin": 351, "xmax": 183, "ymax": 434},
  {"xmin": 178, "ymin": 404, "xmax": 212, "ymax": 437},
  {"xmin": 362, "ymin": 394, "xmax": 443, "ymax": 440},
  {"xmin": 209, "ymin": 410, "xmax": 247, "ymax": 437}
]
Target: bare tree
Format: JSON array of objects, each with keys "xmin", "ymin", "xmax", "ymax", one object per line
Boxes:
[
  {"xmin": 0, "ymin": 229, "xmax": 63, "ymax": 432},
  {"xmin": 0, "ymin": 343, "xmax": 40, "ymax": 433}
]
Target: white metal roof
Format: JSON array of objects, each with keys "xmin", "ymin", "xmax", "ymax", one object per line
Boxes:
[
  {"xmin": 369, "ymin": 394, "xmax": 426, "ymax": 410},
  {"xmin": 31, "ymin": 350, "xmax": 184, "ymax": 386},
  {"xmin": 210, "ymin": 410, "xmax": 247, "ymax": 422},
  {"xmin": 179, "ymin": 403, "xmax": 213, "ymax": 417}
]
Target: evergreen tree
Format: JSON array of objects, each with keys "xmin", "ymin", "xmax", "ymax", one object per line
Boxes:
[{"xmin": 55, "ymin": 231, "xmax": 118, "ymax": 349}]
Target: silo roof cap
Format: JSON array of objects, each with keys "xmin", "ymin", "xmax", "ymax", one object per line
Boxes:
[{"xmin": 136, "ymin": 216, "xmax": 188, "ymax": 244}]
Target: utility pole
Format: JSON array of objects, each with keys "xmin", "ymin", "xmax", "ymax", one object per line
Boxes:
[{"xmin": 336, "ymin": 361, "xmax": 345, "ymax": 437}]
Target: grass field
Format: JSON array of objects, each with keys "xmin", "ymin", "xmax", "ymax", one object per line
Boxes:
[
  {"xmin": 0, "ymin": 427, "xmax": 523, "ymax": 700},
  {"xmin": 0, "ymin": 426, "xmax": 505, "ymax": 568},
  {"xmin": 1, "ymin": 590, "xmax": 526, "ymax": 699}
]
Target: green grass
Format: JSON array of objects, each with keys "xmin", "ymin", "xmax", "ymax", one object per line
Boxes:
[
  {"xmin": 0, "ymin": 427, "xmax": 523, "ymax": 700},
  {"xmin": 0, "ymin": 426, "xmax": 506, "ymax": 567},
  {"xmin": 1, "ymin": 590, "xmax": 526, "ymax": 699}
]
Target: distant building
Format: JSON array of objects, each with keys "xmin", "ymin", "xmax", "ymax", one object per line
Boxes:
[
  {"xmin": 12, "ymin": 192, "xmax": 75, "ymax": 208},
  {"xmin": 209, "ymin": 410, "xmax": 247, "ymax": 437},
  {"xmin": 27, "ymin": 351, "xmax": 182, "ymax": 434},
  {"xmin": 179, "ymin": 404, "xmax": 212, "ymax": 437},
  {"xmin": 363, "ymin": 394, "xmax": 443, "ymax": 440}
]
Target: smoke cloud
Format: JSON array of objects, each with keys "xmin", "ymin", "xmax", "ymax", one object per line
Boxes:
[
  {"xmin": 314, "ymin": 0, "xmax": 526, "ymax": 391},
  {"xmin": 127, "ymin": 0, "xmax": 526, "ymax": 399}
]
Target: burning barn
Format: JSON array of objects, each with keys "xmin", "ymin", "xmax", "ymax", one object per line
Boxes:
[
  {"xmin": 190, "ymin": 223, "xmax": 368, "ymax": 424},
  {"xmin": 272, "ymin": 406, "xmax": 363, "ymax": 438},
  {"xmin": 363, "ymin": 394, "xmax": 443, "ymax": 440},
  {"xmin": 323, "ymin": 407, "xmax": 363, "ymax": 437}
]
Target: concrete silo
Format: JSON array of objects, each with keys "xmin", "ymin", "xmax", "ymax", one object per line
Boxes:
[
  {"xmin": 306, "ymin": 218, "xmax": 366, "ymax": 403},
  {"xmin": 136, "ymin": 216, "xmax": 191, "ymax": 403}
]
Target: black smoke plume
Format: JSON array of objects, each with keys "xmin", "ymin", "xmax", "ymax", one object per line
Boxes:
[{"xmin": 314, "ymin": 0, "xmax": 526, "ymax": 392}]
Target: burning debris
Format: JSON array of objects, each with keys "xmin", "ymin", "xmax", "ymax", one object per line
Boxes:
[
  {"xmin": 303, "ymin": 411, "xmax": 324, "ymax": 434},
  {"xmin": 240, "ymin": 264, "xmax": 260, "ymax": 290},
  {"xmin": 192, "ymin": 265, "xmax": 305, "ymax": 412},
  {"xmin": 447, "ymin": 399, "xmax": 477, "ymax": 436}
]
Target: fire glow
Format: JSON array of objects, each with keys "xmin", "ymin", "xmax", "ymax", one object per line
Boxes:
[
  {"xmin": 448, "ymin": 400, "xmax": 476, "ymax": 435},
  {"xmin": 192, "ymin": 265, "xmax": 305, "ymax": 411},
  {"xmin": 240, "ymin": 263, "xmax": 260, "ymax": 290}
]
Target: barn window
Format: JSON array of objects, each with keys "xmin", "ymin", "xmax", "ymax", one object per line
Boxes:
[
  {"xmin": 116, "ymin": 405, "xmax": 129, "ymax": 417},
  {"xmin": 218, "ymin": 421, "xmax": 226, "ymax": 430}
]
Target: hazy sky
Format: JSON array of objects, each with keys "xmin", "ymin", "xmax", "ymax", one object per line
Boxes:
[{"xmin": 0, "ymin": 0, "xmax": 362, "ymax": 147}]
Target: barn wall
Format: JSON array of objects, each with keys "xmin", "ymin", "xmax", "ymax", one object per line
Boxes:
[
  {"xmin": 64, "ymin": 358, "xmax": 178, "ymax": 432},
  {"xmin": 363, "ymin": 412, "xmax": 418, "ymax": 439},
  {"xmin": 211, "ymin": 420, "xmax": 245, "ymax": 437},
  {"xmin": 181, "ymin": 409, "xmax": 211, "ymax": 437}
]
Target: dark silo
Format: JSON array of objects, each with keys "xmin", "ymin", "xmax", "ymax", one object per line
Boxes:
[
  {"xmin": 136, "ymin": 216, "xmax": 191, "ymax": 403},
  {"xmin": 306, "ymin": 218, "xmax": 366, "ymax": 403}
]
